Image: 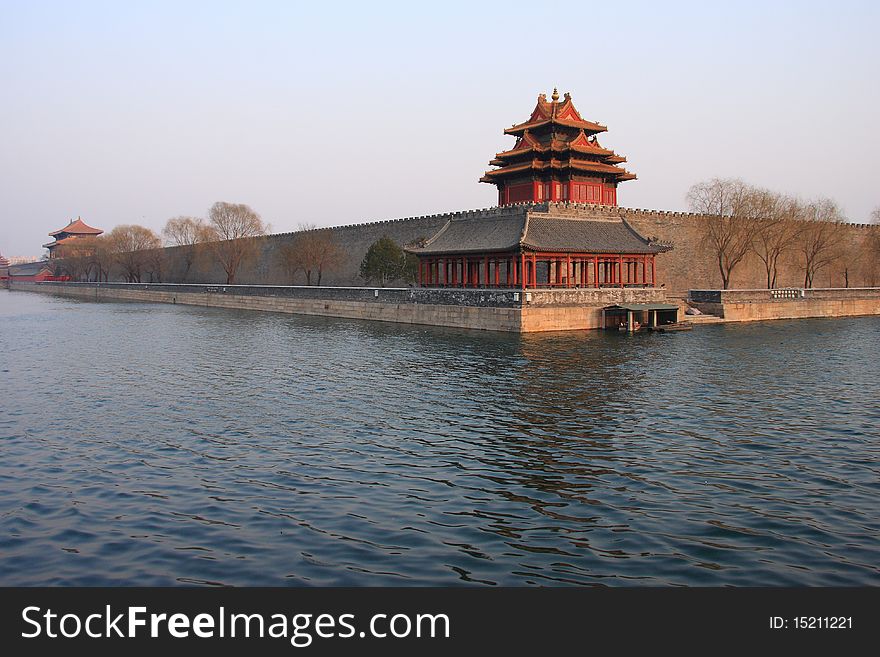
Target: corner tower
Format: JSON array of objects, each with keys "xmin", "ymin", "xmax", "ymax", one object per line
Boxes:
[
  {"xmin": 480, "ymin": 89, "xmax": 636, "ymax": 206},
  {"xmin": 42, "ymin": 217, "xmax": 103, "ymax": 258}
]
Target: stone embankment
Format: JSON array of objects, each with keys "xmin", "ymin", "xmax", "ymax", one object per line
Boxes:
[
  {"xmin": 11, "ymin": 281, "xmax": 669, "ymax": 333},
  {"xmin": 11, "ymin": 281, "xmax": 878, "ymax": 331}
]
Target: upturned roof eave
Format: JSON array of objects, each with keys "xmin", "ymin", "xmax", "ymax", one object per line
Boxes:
[
  {"xmin": 519, "ymin": 243, "xmax": 665, "ymax": 255},
  {"xmin": 406, "ymin": 244, "xmax": 522, "ymax": 256},
  {"xmin": 504, "ymin": 117, "xmax": 608, "ymax": 136}
]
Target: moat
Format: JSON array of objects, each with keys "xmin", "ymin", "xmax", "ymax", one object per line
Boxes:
[{"xmin": 1, "ymin": 290, "xmax": 878, "ymax": 585}]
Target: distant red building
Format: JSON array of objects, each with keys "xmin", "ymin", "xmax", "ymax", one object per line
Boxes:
[
  {"xmin": 43, "ymin": 217, "xmax": 103, "ymax": 258},
  {"xmin": 480, "ymin": 89, "xmax": 635, "ymax": 207}
]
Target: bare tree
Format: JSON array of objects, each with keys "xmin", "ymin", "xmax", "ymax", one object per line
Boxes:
[
  {"xmin": 277, "ymin": 240, "xmax": 302, "ymax": 283},
  {"xmin": 54, "ymin": 236, "xmax": 110, "ymax": 281},
  {"xmin": 56, "ymin": 236, "xmax": 111, "ymax": 281},
  {"xmin": 143, "ymin": 248, "xmax": 166, "ymax": 283},
  {"xmin": 284, "ymin": 223, "xmax": 344, "ymax": 285},
  {"xmin": 206, "ymin": 202, "xmax": 267, "ymax": 284},
  {"xmin": 106, "ymin": 225, "xmax": 162, "ymax": 283},
  {"xmin": 54, "ymin": 242, "xmax": 91, "ymax": 281},
  {"xmin": 91, "ymin": 236, "xmax": 113, "ymax": 282},
  {"xmin": 687, "ymin": 178, "xmax": 756, "ymax": 289},
  {"xmin": 750, "ymin": 192, "xmax": 799, "ymax": 289},
  {"xmin": 871, "ymin": 207, "xmax": 880, "ymax": 224},
  {"xmin": 796, "ymin": 199, "xmax": 846, "ymax": 288},
  {"xmin": 162, "ymin": 216, "xmax": 211, "ymax": 282}
]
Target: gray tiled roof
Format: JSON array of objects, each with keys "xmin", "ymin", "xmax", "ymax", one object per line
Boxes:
[
  {"xmin": 522, "ymin": 217, "xmax": 663, "ymax": 254},
  {"xmin": 410, "ymin": 212, "xmax": 527, "ymax": 255},
  {"xmin": 408, "ymin": 210, "xmax": 666, "ymax": 255}
]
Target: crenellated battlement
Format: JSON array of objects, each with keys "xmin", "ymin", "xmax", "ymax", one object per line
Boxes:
[{"xmin": 272, "ymin": 201, "xmax": 878, "ymax": 239}]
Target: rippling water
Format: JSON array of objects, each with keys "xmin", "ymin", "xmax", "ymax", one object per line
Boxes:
[{"xmin": 1, "ymin": 289, "xmax": 878, "ymax": 586}]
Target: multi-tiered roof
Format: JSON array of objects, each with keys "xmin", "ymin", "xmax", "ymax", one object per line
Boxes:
[
  {"xmin": 43, "ymin": 217, "xmax": 103, "ymax": 257},
  {"xmin": 480, "ymin": 90, "xmax": 635, "ymax": 206}
]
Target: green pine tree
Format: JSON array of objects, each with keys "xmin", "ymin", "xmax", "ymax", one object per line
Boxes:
[{"xmin": 359, "ymin": 236, "xmax": 415, "ymax": 287}]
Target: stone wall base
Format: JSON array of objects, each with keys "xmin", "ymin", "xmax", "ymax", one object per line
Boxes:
[
  {"xmin": 13, "ymin": 282, "xmax": 879, "ymax": 331},
  {"xmin": 10, "ymin": 282, "xmax": 550, "ymax": 332},
  {"xmin": 717, "ymin": 298, "xmax": 880, "ymax": 322}
]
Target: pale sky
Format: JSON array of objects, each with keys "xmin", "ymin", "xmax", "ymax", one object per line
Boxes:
[{"xmin": 1, "ymin": 0, "xmax": 878, "ymax": 257}]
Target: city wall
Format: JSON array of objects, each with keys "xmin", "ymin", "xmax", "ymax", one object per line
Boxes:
[
  {"xmin": 154, "ymin": 203, "xmax": 879, "ymax": 294},
  {"xmin": 11, "ymin": 281, "xmax": 668, "ymax": 333}
]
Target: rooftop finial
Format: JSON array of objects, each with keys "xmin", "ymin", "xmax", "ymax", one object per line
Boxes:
[{"xmin": 551, "ymin": 88, "xmax": 559, "ymax": 102}]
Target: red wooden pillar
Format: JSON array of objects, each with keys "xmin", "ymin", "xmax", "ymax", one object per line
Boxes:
[
  {"xmin": 494, "ymin": 259, "xmax": 500, "ymax": 287},
  {"xmin": 532, "ymin": 181, "xmax": 539, "ymax": 203},
  {"xmin": 506, "ymin": 257, "xmax": 512, "ymax": 287},
  {"xmin": 520, "ymin": 253, "xmax": 526, "ymax": 289},
  {"xmin": 651, "ymin": 256, "xmax": 656, "ymax": 287},
  {"xmin": 531, "ymin": 253, "xmax": 537, "ymax": 288},
  {"xmin": 641, "ymin": 256, "xmax": 646, "ymax": 287},
  {"xmin": 566, "ymin": 254, "xmax": 572, "ymax": 288},
  {"xmin": 594, "ymin": 256, "xmax": 599, "ymax": 288},
  {"xmin": 618, "ymin": 254, "xmax": 624, "ymax": 288}
]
